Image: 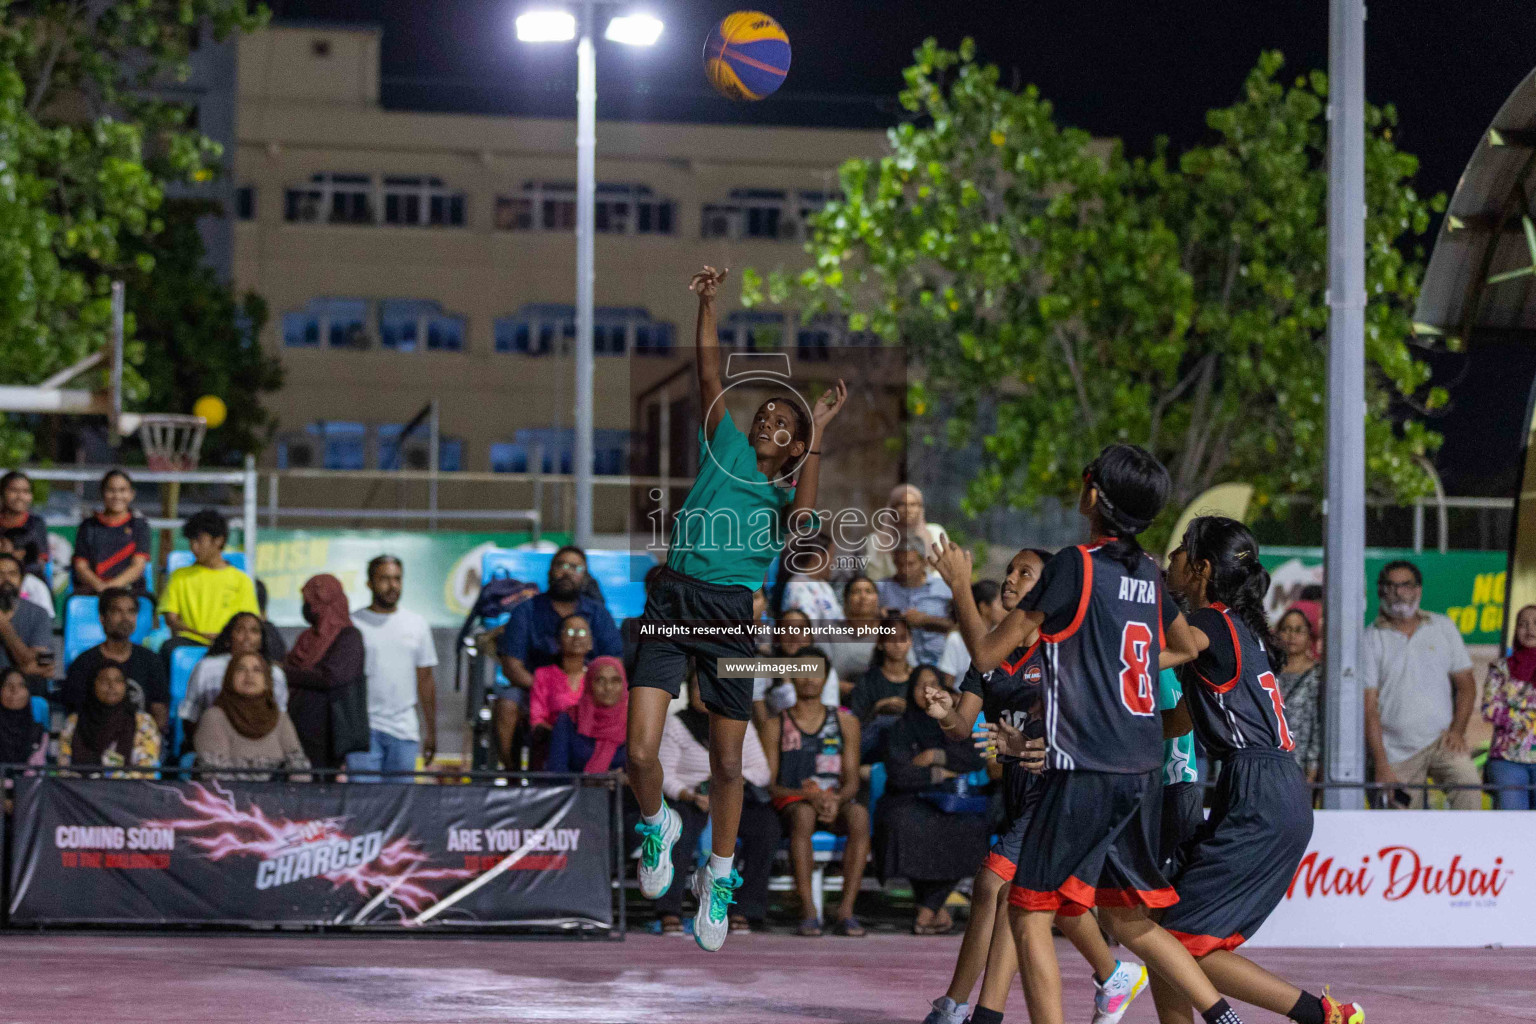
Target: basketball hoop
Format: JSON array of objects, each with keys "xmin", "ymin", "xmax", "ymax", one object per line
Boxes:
[{"xmin": 137, "ymin": 413, "xmax": 207, "ymax": 472}]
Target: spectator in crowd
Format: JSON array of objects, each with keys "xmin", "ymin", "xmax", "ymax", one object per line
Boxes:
[
  {"xmin": 59, "ymin": 663, "xmax": 159, "ymax": 771},
  {"xmin": 1363, "ymin": 559, "xmax": 1480, "ymax": 809},
  {"xmin": 830, "ymin": 574, "xmax": 883, "ymax": 694},
  {"xmin": 157, "ymin": 510, "xmax": 261, "ymax": 670},
  {"xmin": 937, "ymin": 580, "xmax": 1005, "ymax": 688},
  {"xmin": 0, "ymin": 529, "xmax": 52, "ymax": 617},
  {"xmin": 1275, "ymin": 604, "xmax": 1323, "ymax": 781},
  {"xmin": 874, "ymin": 666, "xmax": 989, "ymax": 935},
  {"xmin": 193, "ymin": 652, "xmax": 310, "ymax": 779},
  {"xmin": 777, "ymin": 533, "xmax": 843, "ymax": 623},
  {"xmin": 876, "ymin": 537, "xmax": 954, "ymax": 665},
  {"xmin": 494, "ymin": 546, "xmax": 621, "ymax": 768},
  {"xmin": 655, "ymin": 661, "xmax": 780, "ymax": 934},
  {"xmin": 861, "ymin": 483, "xmax": 949, "ymax": 581},
  {"xmin": 753, "ymin": 607, "xmax": 840, "ymax": 726},
  {"xmin": 180, "ymin": 612, "xmax": 289, "ymax": 739},
  {"xmin": 762, "ymin": 647, "xmax": 868, "ymax": 938},
  {"xmin": 1482, "ymin": 603, "xmax": 1536, "ymax": 810},
  {"xmin": 348, "ymin": 556, "xmax": 439, "ymax": 778},
  {"xmin": 0, "ymin": 471, "xmax": 49, "ymax": 578},
  {"xmin": 0, "ymin": 666, "xmax": 46, "ymax": 766},
  {"xmin": 254, "ymin": 579, "xmax": 288, "ymax": 662},
  {"xmin": 847, "ymin": 614, "xmax": 914, "ymax": 759},
  {"xmin": 528, "ymin": 613, "xmax": 593, "ymax": 764},
  {"xmin": 71, "ymin": 470, "xmax": 150, "ymax": 596},
  {"xmin": 0, "ymin": 554, "xmax": 51, "ymax": 680},
  {"xmin": 283, "ymin": 574, "xmax": 368, "ymax": 770},
  {"xmin": 62, "ymin": 587, "xmax": 168, "ymax": 733},
  {"xmin": 546, "ymin": 656, "xmax": 629, "ymax": 775}
]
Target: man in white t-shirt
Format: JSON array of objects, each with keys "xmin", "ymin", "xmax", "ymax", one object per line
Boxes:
[{"xmin": 347, "ymin": 555, "xmax": 439, "ymax": 777}]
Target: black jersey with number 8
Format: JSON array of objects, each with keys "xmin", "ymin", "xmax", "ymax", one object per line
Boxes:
[
  {"xmin": 1020, "ymin": 543, "xmax": 1177, "ymax": 774},
  {"xmin": 1180, "ymin": 603, "xmax": 1295, "ymax": 759}
]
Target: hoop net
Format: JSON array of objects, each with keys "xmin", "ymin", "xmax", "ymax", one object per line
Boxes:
[{"xmin": 138, "ymin": 414, "xmax": 207, "ymax": 472}]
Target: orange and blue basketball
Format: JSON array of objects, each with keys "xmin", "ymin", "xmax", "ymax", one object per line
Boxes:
[{"xmin": 703, "ymin": 11, "xmax": 791, "ymax": 102}]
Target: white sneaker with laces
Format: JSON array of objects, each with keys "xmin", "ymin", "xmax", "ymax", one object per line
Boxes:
[
  {"xmin": 691, "ymin": 862, "xmax": 741, "ymax": 953},
  {"xmin": 634, "ymin": 806, "xmax": 682, "ymax": 900},
  {"xmin": 1091, "ymin": 960, "xmax": 1149, "ymax": 1024},
  {"xmin": 922, "ymin": 995, "xmax": 970, "ymax": 1024}
]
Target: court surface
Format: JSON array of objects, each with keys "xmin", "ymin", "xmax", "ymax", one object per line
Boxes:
[{"xmin": 3, "ymin": 933, "xmax": 1526, "ymax": 1022}]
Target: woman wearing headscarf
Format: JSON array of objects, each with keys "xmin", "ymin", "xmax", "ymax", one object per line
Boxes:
[
  {"xmin": 283, "ymin": 574, "xmax": 367, "ymax": 770},
  {"xmin": 0, "ymin": 667, "xmax": 46, "ymax": 766},
  {"xmin": 546, "ymin": 656, "xmax": 629, "ymax": 774},
  {"xmin": 1483, "ymin": 603, "xmax": 1536, "ymax": 809},
  {"xmin": 194, "ymin": 652, "xmax": 310, "ymax": 780},
  {"xmin": 59, "ymin": 663, "xmax": 160, "ymax": 774},
  {"xmin": 873, "ymin": 665, "xmax": 989, "ymax": 935}
]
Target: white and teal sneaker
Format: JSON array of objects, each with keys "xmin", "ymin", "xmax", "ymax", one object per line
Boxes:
[
  {"xmin": 922, "ymin": 995, "xmax": 970, "ymax": 1024},
  {"xmin": 692, "ymin": 864, "xmax": 743, "ymax": 952},
  {"xmin": 634, "ymin": 806, "xmax": 682, "ymax": 900},
  {"xmin": 1091, "ymin": 960, "xmax": 1148, "ymax": 1024}
]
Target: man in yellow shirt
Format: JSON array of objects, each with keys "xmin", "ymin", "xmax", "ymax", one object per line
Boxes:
[{"xmin": 158, "ymin": 510, "xmax": 260, "ymax": 672}]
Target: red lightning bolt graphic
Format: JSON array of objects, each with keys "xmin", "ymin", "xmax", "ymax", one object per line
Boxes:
[{"xmin": 147, "ymin": 782, "xmax": 472, "ymax": 923}]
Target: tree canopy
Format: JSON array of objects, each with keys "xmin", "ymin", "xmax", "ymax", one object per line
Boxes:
[{"xmin": 745, "ymin": 42, "xmax": 1448, "ymax": 527}]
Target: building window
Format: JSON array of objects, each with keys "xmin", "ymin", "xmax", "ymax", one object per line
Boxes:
[
  {"xmin": 284, "ymin": 173, "xmax": 373, "ymax": 225},
  {"xmin": 491, "ymin": 428, "xmax": 629, "ymax": 476},
  {"xmin": 378, "ymin": 424, "xmax": 463, "ymax": 471},
  {"xmin": 496, "ymin": 181, "xmax": 675, "ymax": 235},
  {"xmin": 495, "ymin": 196, "xmax": 533, "ymax": 230},
  {"xmin": 796, "ymin": 321, "xmax": 834, "ymax": 362},
  {"xmin": 278, "ymin": 421, "xmax": 366, "ymax": 470},
  {"xmin": 382, "ymin": 176, "xmax": 466, "ymax": 227},
  {"xmin": 379, "ymin": 299, "xmax": 466, "ymax": 353},
  {"xmin": 701, "ymin": 189, "xmax": 829, "ymax": 241},
  {"xmin": 495, "ymin": 306, "xmax": 674, "ymax": 357},
  {"xmin": 235, "ymin": 186, "xmax": 255, "ymax": 221},
  {"xmin": 282, "ymin": 298, "xmax": 370, "ymax": 349},
  {"xmin": 719, "ymin": 310, "xmax": 785, "ymax": 350}
]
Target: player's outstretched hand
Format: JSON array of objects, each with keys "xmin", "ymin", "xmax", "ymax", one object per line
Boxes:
[
  {"xmin": 923, "ymin": 683, "xmax": 955, "ymax": 722},
  {"xmin": 928, "ymin": 539, "xmax": 973, "ymax": 590},
  {"xmin": 690, "ymin": 265, "xmax": 729, "ymax": 301},
  {"xmin": 973, "ymin": 725, "xmax": 998, "ymax": 761},
  {"xmin": 811, "ymin": 378, "xmax": 847, "ymax": 432}
]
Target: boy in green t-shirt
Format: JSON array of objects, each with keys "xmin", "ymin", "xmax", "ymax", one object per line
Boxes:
[{"xmin": 629, "ymin": 265, "xmax": 846, "ymax": 953}]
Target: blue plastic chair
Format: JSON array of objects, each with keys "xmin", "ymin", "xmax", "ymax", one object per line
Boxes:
[
  {"xmin": 164, "ymin": 551, "xmax": 248, "ymax": 575},
  {"xmin": 169, "ymin": 645, "xmax": 208, "ymax": 756},
  {"xmin": 63, "ymin": 595, "xmax": 156, "ymax": 667},
  {"xmin": 30, "ymin": 695, "xmax": 49, "ymax": 731}
]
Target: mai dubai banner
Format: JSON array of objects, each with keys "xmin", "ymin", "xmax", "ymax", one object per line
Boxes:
[{"xmin": 1261, "ymin": 546, "xmax": 1508, "ymax": 646}]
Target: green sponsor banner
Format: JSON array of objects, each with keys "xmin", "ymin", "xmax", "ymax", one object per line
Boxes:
[{"xmin": 1262, "ymin": 547, "xmax": 1508, "ymax": 646}]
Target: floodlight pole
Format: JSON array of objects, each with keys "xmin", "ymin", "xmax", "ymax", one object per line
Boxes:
[
  {"xmin": 1323, "ymin": 0, "xmax": 1368, "ymax": 810},
  {"xmin": 573, "ymin": 0, "xmax": 597, "ymax": 548}
]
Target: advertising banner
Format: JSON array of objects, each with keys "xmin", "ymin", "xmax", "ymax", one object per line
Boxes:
[
  {"xmin": 1247, "ymin": 810, "xmax": 1534, "ymax": 948},
  {"xmin": 7, "ymin": 776, "xmax": 615, "ymax": 929},
  {"xmin": 1262, "ymin": 546, "xmax": 1507, "ymax": 645}
]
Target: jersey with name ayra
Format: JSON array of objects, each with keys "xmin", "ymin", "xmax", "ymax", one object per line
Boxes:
[
  {"xmin": 1179, "ymin": 604, "xmax": 1295, "ymax": 759},
  {"xmin": 961, "ymin": 641, "xmax": 1044, "ymax": 819},
  {"xmin": 1019, "ymin": 542, "xmax": 1177, "ymax": 774}
]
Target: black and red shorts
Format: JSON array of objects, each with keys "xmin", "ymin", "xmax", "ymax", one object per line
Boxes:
[
  {"xmin": 982, "ymin": 764, "xmax": 1042, "ymax": 884},
  {"xmin": 1161, "ymin": 748, "xmax": 1313, "ymax": 957},
  {"xmin": 1008, "ymin": 768, "xmax": 1177, "ymax": 915}
]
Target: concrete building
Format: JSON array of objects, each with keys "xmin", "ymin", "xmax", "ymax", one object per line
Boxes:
[{"xmin": 229, "ymin": 23, "xmax": 902, "ymax": 535}]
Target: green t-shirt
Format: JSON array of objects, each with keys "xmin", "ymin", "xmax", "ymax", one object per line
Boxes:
[
  {"xmin": 666, "ymin": 411, "xmax": 797, "ymax": 589},
  {"xmin": 1159, "ymin": 668, "xmax": 1199, "ymax": 785}
]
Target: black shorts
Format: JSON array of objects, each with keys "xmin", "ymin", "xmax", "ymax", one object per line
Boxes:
[
  {"xmin": 1009, "ymin": 768, "xmax": 1177, "ymax": 914},
  {"xmin": 984, "ymin": 765, "xmax": 1043, "ymax": 883},
  {"xmin": 1159, "ymin": 780, "xmax": 1206, "ymax": 876},
  {"xmin": 629, "ymin": 566, "xmax": 757, "ymax": 721},
  {"xmin": 1161, "ymin": 749, "xmax": 1313, "ymax": 956}
]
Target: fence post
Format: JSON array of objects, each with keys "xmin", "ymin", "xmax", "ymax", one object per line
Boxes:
[{"xmin": 1413, "ymin": 501, "xmax": 1424, "ymax": 554}]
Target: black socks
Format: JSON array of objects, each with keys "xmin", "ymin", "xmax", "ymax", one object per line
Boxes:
[
  {"xmin": 969, "ymin": 1009, "xmax": 1004, "ymax": 1024},
  {"xmin": 1201, "ymin": 998, "xmax": 1244, "ymax": 1024},
  {"xmin": 1289, "ymin": 992, "xmax": 1326, "ymax": 1024}
]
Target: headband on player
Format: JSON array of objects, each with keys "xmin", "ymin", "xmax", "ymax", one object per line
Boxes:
[{"xmin": 1084, "ymin": 463, "xmax": 1155, "ymax": 536}]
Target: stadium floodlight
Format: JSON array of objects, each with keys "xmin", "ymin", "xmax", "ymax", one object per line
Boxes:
[
  {"xmin": 515, "ymin": 9, "xmax": 577, "ymax": 42},
  {"xmin": 604, "ymin": 13, "xmax": 663, "ymax": 46}
]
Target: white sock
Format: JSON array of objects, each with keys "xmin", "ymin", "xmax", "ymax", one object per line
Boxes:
[
  {"xmin": 708, "ymin": 852, "xmax": 734, "ymax": 878},
  {"xmin": 641, "ymin": 806, "xmax": 666, "ymax": 827}
]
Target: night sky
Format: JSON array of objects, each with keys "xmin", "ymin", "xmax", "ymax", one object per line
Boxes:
[{"xmin": 268, "ymin": 0, "xmax": 1536, "ymax": 494}]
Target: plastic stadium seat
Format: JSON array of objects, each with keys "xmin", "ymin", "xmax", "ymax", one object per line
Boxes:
[
  {"xmin": 481, "ymin": 549, "xmax": 552, "ymax": 591},
  {"xmin": 165, "ymin": 551, "xmax": 248, "ymax": 575},
  {"xmin": 169, "ymin": 645, "xmax": 208, "ymax": 756},
  {"xmin": 63, "ymin": 596, "xmax": 156, "ymax": 667},
  {"xmin": 30, "ymin": 695, "xmax": 49, "ymax": 731}
]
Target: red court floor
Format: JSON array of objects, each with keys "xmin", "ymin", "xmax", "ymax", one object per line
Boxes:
[{"xmin": 1, "ymin": 933, "xmax": 1527, "ymax": 1023}]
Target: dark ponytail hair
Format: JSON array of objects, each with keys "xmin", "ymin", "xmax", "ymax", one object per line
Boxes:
[
  {"xmin": 1083, "ymin": 444, "xmax": 1170, "ymax": 572},
  {"xmin": 1181, "ymin": 516, "xmax": 1277, "ymax": 665}
]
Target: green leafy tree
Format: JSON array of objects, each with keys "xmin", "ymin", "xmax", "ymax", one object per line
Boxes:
[
  {"xmin": 0, "ymin": 0, "xmax": 267, "ymax": 462},
  {"xmin": 124, "ymin": 198, "xmax": 280, "ymax": 463},
  {"xmin": 746, "ymin": 42, "xmax": 1446, "ymax": 531}
]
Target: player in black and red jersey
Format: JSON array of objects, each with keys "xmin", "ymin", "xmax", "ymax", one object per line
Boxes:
[
  {"xmin": 1159, "ymin": 516, "xmax": 1364, "ymax": 1024},
  {"xmin": 919, "ymin": 548, "xmax": 1148, "ymax": 1024},
  {"xmin": 933, "ymin": 444, "xmax": 1247, "ymax": 1024}
]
